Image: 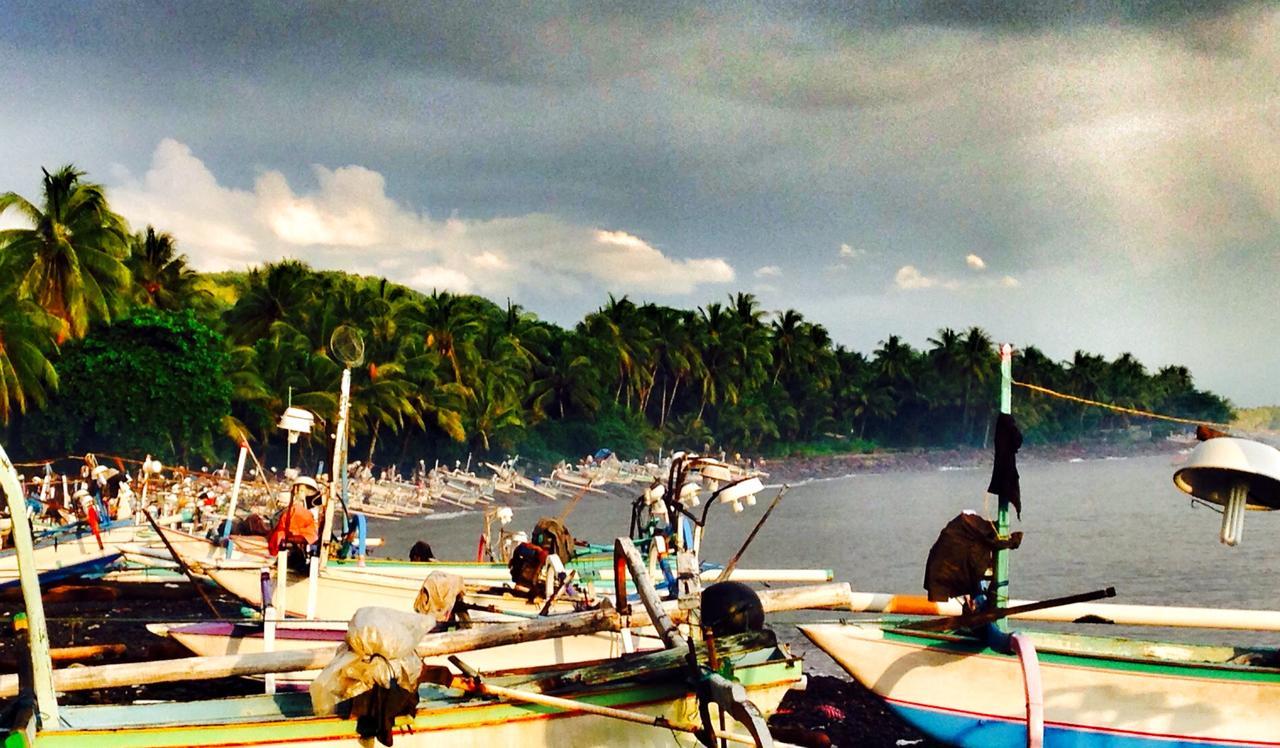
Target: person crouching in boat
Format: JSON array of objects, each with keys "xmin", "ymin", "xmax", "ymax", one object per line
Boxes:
[{"xmin": 269, "ymin": 477, "xmax": 321, "ymax": 571}]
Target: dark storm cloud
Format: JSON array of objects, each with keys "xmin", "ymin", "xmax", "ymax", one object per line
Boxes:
[{"xmin": 0, "ymin": 1, "xmax": 1276, "ymax": 404}]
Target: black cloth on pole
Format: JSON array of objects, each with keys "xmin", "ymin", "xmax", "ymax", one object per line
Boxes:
[{"xmin": 987, "ymin": 413, "xmax": 1023, "ymax": 518}]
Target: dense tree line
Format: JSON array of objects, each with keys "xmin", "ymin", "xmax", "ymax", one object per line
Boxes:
[{"xmin": 0, "ymin": 166, "xmax": 1233, "ymax": 466}]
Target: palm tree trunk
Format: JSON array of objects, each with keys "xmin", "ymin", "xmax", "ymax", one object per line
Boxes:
[
  {"xmin": 962, "ymin": 376, "xmax": 973, "ymax": 445},
  {"xmin": 367, "ymin": 422, "xmax": 381, "ymax": 466},
  {"xmin": 639, "ymin": 367, "xmax": 658, "ymax": 415},
  {"xmin": 667, "ymin": 376, "xmax": 681, "ymax": 426}
]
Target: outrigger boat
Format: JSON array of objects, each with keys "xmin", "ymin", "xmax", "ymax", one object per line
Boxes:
[
  {"xmin": 0, "ymin": 521, "xmax": 147, "ymax": 589},
  {"xmin": 1, "ymin": 439, "xmax": 807, "ymax": 748},
  {"xmin": 802, "ymin": 344, "xmax": 1280, "ymax": 747}
]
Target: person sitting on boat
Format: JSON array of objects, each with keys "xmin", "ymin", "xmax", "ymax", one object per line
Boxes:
[
  {"xmin": 24, "ymin": 477, "xmax": 44, "ymax": 517},
  {"xmin": 924, "ymin": 510, "xmax": 1023, "ymax": 615},
  {"xmin": 269, "ymin": 477, "xmax": 321, "ymax": 571}
]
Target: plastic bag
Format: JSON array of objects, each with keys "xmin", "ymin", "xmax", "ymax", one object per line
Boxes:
[
  {"xmin": 413, "ymin": 571, "xmax": 465, "ymax": 622},
  {"xmin": 310, "ymin": 606, "xmax": 435, "ymax": 715}
]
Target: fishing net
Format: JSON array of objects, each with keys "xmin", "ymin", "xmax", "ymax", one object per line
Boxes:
[{"xmin": 329, "ymin": 325, "xmax": 366, "ymax": 367}]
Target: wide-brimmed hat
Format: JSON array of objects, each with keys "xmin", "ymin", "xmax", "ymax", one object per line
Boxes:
[{"xmin": 292, "ymin": 476, "xmax": 321, "ymax": 493}]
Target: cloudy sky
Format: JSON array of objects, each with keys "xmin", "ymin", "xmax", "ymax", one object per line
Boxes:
[{"xmin": 1, "ymin": 1, "xmax": 1277, "ymax": 405}]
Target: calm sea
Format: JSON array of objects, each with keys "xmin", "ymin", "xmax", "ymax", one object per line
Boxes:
[{"xmin": 369, "ymin": 450, "xmax": 1280, "ymax": 674}]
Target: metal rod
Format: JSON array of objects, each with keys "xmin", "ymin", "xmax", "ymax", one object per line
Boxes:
[{"xmin": 715, "ymin": 485, "xmax": 788, "ymax": 584}]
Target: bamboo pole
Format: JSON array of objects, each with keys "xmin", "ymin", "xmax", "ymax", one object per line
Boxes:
[
  {"xmin": 220, "ymin": 443, "xmax": 248, "ymax": 558},
  {"xmin": 143, "ymin": 507, "xmax": 221, "ymax": 617},
  {"xmin": 994, "ymin": 342, "xmax": 1013, "ymax": 631},
  {"xmin": 715, "ymin": 486, "xmax": 788, "ymax": 584},
  {"xmin": 450, "ymin": 658, "xmax": 788, "ymax": 748},
  {"xmin": 845, "ymin": 589, "xmax": 1280, "ymax": 631},
  {"xmin": 0, "ymin": 608, "xmax": 620, "ymax": 698},
  {"xmin": 0, "ymin": 441, "xmax": 59, "ymax": 726}
]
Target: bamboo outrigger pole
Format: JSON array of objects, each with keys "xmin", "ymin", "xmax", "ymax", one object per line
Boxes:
[
  {"xmin": 993, "ymin": 342, "xmax": 1014, "ymax": 630},
  {"xmin": 0, "ymin": 441, "xmax": 59, "ymax": 727}
]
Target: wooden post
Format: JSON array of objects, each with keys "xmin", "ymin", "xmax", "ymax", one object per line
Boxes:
[
  {"xmin": 994, "ymin": 343, "xmax": 1014, "ymax": 629},
  {"xmin": 0, "ymin": 441, "xmax": 59, "ymax": 726},
  {"xmin": 221, "ymin": 443, "xmax": 249, "ymax": 559},
  {"xmin": 274, "ymin": 548, "xmax": 287, "ymax": 612},
  {"xmin": 615, "ymin": 537, "xmax": 680, "ymax": 648},
  {"xmin": 319, "ymin": 367, "xmax": 350, "ymax": 572},
  {"xmin": 261, "ymin": 568, "xmax": 276, "ymax": 695}
]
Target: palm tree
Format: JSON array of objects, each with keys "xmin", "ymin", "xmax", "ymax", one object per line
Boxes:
[
  {"xmin": 579, "ymin": 295, "xmax": 653, "ymax": 411},
  {"xmin": 0, "ymin": 166, "xmax": 131, "ymax": 339},
  {"xmin": 695, "ymin": 302, "xmax": 742, "ymax": 420},
  {"xmin": 872, "ymin": 335, "xmax": 916, "ymax": 384},
  {"xmin": 956, "ymin": 326, "xmax": 996, "ymax": 444},
  {"xmin": 398, "ymin": 291, "xmax": 483, "ymax": 385},
  {"xmin": 1067, "ymin": 350, "xmax": 1108, "ymax": 435},
  {"xmin": 223, "ymin": 260, "xmax": 318, "ymax": 343},
  {"xmin": 529, "ymin": 328, "xmax": 602, "ymax": 422},
  {"xmin": 730, "ymin": 293, "xmax": 772, "ymax": 393},
  {"xmin": 770, "ymin": 309, "xmax": 806, "ymax": 386},
  {"xmin": 128, "ymin": 226, "xmax": 210, "ymax": 311},
  {"xmin": 0, "ymin": 290, "xmax": 60, "ymax": 424},
  {"xmin": 462, "ymin": 367, "xmax": 525, "ymax": 452}
]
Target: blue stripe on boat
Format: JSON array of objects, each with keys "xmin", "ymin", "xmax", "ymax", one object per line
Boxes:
[
  {"xmin": 0, "ymin": 554, "xmax": 122, "ymax": 590},
  {"xmin": 889, "ymin": 700, "xmax": 1268, "ymax": 747}
]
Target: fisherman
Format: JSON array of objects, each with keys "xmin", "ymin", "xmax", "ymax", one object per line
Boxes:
[
  {"xmin": 25, "ymin": 476, "xmax": 44, "ymax": 517},
  {"xmin": 92, "ymin": 465, "xmax": 130, "ymax": 520},
  {"xmin": 269, "ymin": 476, "xmax": 321, "ymax": 571}
]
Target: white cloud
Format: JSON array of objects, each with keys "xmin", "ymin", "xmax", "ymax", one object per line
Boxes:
[
  {"xmin": 838, "ymin": 243, "xmax": 865, "ymax": 259},
  {"xmin": 965, "ymin": 253, "xmax": 986, "ymax": 270},
  {"xmin": 109, "ymin": 139, "xmax": 736, "ymax": 298},
  {"xmin": 894, "ymin": 264, "xmax": 1018, "ymax": 291},
  {"xmin": 894, "ymin": 265, "xmax": 938, "ymax": 290},
  {"xmin": 754, "ymin": 265, "xmax": 782, "ymax": 278},
  {"xmin": 406, "ymin": 266, "xmax": 474, "ymax": 294}
]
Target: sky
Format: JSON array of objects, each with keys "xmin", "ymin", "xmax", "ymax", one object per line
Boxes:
[{"xmin": 1, "ymin": 1, "xmax": 1277, "ymax": 405}]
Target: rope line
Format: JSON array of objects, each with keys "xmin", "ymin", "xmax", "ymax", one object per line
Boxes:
[{"xmin": 1012, "ymin": 381, "xmax": 1233, "ymax": 430}]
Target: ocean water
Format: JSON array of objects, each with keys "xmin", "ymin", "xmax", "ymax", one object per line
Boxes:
[{"xmin": 368, "ymin": 451, "xmax": 1280, "ymax": 673}]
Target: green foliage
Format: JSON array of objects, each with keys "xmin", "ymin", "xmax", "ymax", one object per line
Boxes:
[
  {"xmin": 1234, "ymin": 406, "xmax": 1280, "ymax": 432},
  {"xmin": 24, "ymin": 308, "xmax": 231, "ymax": 461},
  {"xmin": 761, "ymin": 437, "xmax": 878, "ymax": 459},
  {"xmin": 0, "ymin": 168, "xmax": 1239, "ymax": 467}
]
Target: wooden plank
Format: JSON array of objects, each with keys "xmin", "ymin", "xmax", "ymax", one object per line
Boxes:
[
  {"xmin": 614, "ymin": 537, "xmax": 679, "ymax": 647},
  {"xmin": 0, "ymin": 608, "xmax": 621, "ymax": 697}
]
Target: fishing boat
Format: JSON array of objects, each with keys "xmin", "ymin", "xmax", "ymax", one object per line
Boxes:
[
  {"xmin": 6, "ymin": 629, "xmax": 802, "ymax": 748},
  {"xmin": 0, "ymin": 520, "xmax": 146, "ymax": 589},
  {"xmin": 2, "ymin": 442, "xmax": 806, "ymax": 748},
  {"xmin": 801, "ymin": 344, "xmax": 1280, "ymax": 747},
  {"xmin": 150, "ymin": 581, "xmax": 851, "ymax": 688}
]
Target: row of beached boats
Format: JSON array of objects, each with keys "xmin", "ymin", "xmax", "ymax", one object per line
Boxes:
[
  {"xmin": 0, "ymin": 440, "xmax": 842, "ymax": 747},
  {"xmin": 8, "ymin": 344, "xmax": 1280, "ymax": 747}
]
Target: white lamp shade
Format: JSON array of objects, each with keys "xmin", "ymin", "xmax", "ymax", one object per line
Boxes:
[
  {"xmin": 718, "ymin": 477, "xmax": 764, "ymax": 505},
  {"xmin": 1174, "ymin": 437, "xmax": 1280, "ymax": 510},
  {"xmin": 278, "ymin": 407, "xmax": 316, "ymax": 434},
  {"xmin": 700, "ymin": 463, "xmax": 732, "ymax": 482},
  {"xmin": 679, "ymin": 481, "xmax": 700, "ymax": 507}
]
